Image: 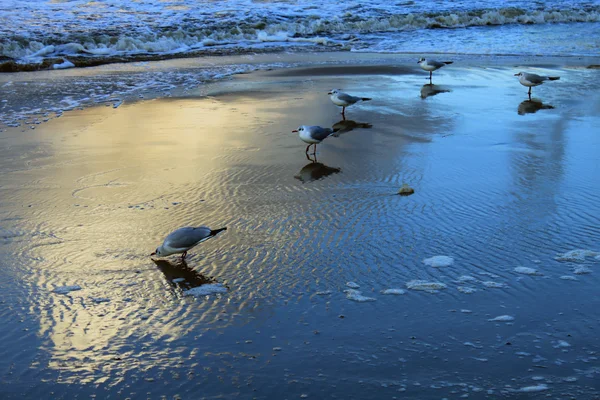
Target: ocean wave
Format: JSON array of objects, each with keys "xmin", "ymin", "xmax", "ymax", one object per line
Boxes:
[{"xmin": 1, "ymin": 6, "xmax": 599, "ymax": 69}]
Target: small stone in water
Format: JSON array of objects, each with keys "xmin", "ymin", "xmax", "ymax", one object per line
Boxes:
[{"xmin": 398, "ymin": 183, "xmax": 415, "ymax": 196}]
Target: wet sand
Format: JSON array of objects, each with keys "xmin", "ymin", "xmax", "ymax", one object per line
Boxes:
[{"xmin": 1, "ymin": 54, "xmax": 600, "ymax": 399}]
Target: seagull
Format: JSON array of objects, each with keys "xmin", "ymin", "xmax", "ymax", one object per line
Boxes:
[
  {"xmin": 514, "ymin": 72, "xmax": 560, "ymax": 98},
  {"xmin": 328, "ymin": 89, "xmax": 371, "ymax": 118},
  {"xmin": 151, "ymin": 226, "xmax": 227, "ymax": 260},
  {"xmin": 292, "ymin": 125, "xmax": 336, "ymax": 154},
  {"xmin": 417, "ymin": 58, "xmax": 453, "ymax": 82}
]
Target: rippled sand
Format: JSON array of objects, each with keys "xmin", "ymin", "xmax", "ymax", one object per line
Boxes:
[{"xmin": 1, "ymin": 55, "xmax": 600, "ymax": 399}]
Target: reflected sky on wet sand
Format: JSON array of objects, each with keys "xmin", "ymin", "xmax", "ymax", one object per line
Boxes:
[{"xmin": 1, "ymin": 61, "xmax": 600, "ymax": 399}]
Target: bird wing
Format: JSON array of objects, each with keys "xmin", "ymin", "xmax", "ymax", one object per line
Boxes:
[
  {"xmin": 428, "ymin": 60, "xmax": 447, "ymax": 68},
  {"xmin": 164, "ymin": 226, "xmax": 212, "ymax": 249},
  {"xmin": 337, "ymin": 92, "xmax": 360, "ymax": 103},
  {"xmin": 524, "ymin": 73, "xmax": 546, "ymax": 84},
  {"xmin": 310, "ymin": 126, "xmax": 334, "ymax": 141}
]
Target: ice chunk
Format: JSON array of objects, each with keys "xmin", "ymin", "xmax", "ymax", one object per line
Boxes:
[
  {"xmin": 184, "ymin": 283, "xmax": 227, "ymax": 296},
  {"xmin": 555, "ymin": 249, "xmax": 599, "ymax": 262},
  {"xmin": 346, "ymin": 282, "xmax": 360, "ymax": 289},
  {"xmin": 488, "ymin": 315, "xmax": 515, "ymax": 322},
  {"xmin": 423, "ymin": 256, "xmax": 454, "ymax": 268},
  {"xmin": 381, "ymin": 288, "xmax": 406, "ymax": 295},
  {"xmin": 53, "ymin": 285, "xmax": 82, "ymax": 294},
  {"xmin": 344, "ymin": 289, "xmax": 376, "ymax": 302},
  {"xmin": 514, "ymin": 266, "xmax": 539, "ymax": 275},
  {"xmin": 517, "ymin": 384, "xmax": 548, "ymax": 392},
  {"xmin": 406, "ymin": 280, "xmax": 447, "ymax": 293}
]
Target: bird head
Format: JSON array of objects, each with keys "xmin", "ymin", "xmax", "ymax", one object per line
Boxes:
[
  {"xmin": 292, "ymin": 126, "xmax": 305, "ymax": 133},
  {"xmin": 327, "ymin": 89, "xmax": 340, "ymax": 95},
  {"xmin": 151, "ymin": 247, "xmax": 163, "ymax": 257},
  {"xmin": 514, "ymin": 72, "xmax": 523, "ymax": 77},
  {"xmin": 417, "ymin": 58, "xmax": 426, "ymax": 64}
]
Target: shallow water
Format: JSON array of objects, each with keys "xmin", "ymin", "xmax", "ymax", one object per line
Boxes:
[{"xmin": 1, "ymin": 57, "xmax": 600, "ymax": 398}]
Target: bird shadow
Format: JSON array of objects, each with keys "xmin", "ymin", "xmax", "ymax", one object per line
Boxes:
[
  {"xmin": 294, "ymin": 154, "xmax": 341, "ymax": 183},
  {"xmin": 332, "ymin": 119, "xmax": 373, "ymax": 136},
  {"xmin": 152, "ymin": 258, "xmax": 218, "ymax": 292},
  {"xmin": 420, "ymin": 84, "xmax": 452, "ymax": 99},
  {"xmin": 517, "ymin": 99, "xmax": 555, "ymax": 115}
]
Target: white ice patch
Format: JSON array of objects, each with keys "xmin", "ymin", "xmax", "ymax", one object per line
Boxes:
[
  {"xmin": 52, "ymin": 60, "xmax": 75, "ymax": 70},
  {"xmin": 346, "ymin": 281, "xmax": 360, "ymax": 289},
  {"xmin": 514, "ymin": 266, "xmax": 539, "ymax": 275},
  {"xmin": 517, "ymin": 384, "xmax": 549, "ymax": 392},
  {"xmin": 184, "ymin": 283, "xmax": 227, "ymax": 296},
  {"xmin": 554, "ymin": 340, "xmax": 571, "ymax": 348},
  {"xmin": 344, "ymin": 289, "xmax": 376, "ymax": 302},
  {"xmin": 573, "ymin": 266, "xmax": 592, "ymax": 275},
  {"xmin": 316, "ymin": 290, "xmax": 333, "ymax": 295},
  {"xmin": 560, "ymin": 275, "xmax": 578, "ymax": 281},
  {"xmin": 381, "ymin": 288, "xmax": 406, "ymax": 295},
  {"xmin": 457, "ymin": 275, "xmax": 477, "ymax": 282},
  {"xmin": 457, "ymin": 286, "xmax": 477, "ymax": 294},
  {"xmin": 423, "ymin": 255, "xmax": 454, "ymax": 268},
  {"xmin": 555, "ymin": 249, "xmax": 599, "ymax": 262},
  {"xmin": 482, "ymin": 281, "xmax": 506, "ymax": 288},
  {"xmin": 406, "ymin": 280, "xmax": 447, "ymax": 293},
  {"xmin": 53, "ymin": 285, "xmax": 82, "ymax": 294},
  {"xmin": 488, "ymin": 315, "xmax": 515, "ymax": 322}
]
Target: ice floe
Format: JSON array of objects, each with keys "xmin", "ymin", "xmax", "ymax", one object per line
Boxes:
[
  {"xmin": 555, "ymin": 249, "xmax": 599, "ymax": 262},
  {"xmin": 517, "ymin": 384, "xmax": 549, "ymax": 392},
  {"xmin": 381, "ymin": 288, "xmax": 406, "ymax": 295},
  {"xmin": 346, "ymin": 282, "xmax": 360, "ymax": 289},
  {"xmin": 406, "ymin": 280, "xmax": 447, "ymax": 293},
  {"xmin": 53, "ymin": 285, "xmax": 82, "ymax": 294},
  {"xmin": 423, "ymin": 255, "xmax": 454, "ymax": 268},
  {"xmin": 183, "ymin": 283, "xmax": 228, "ymax": 296},
  {"xmin": 457, "ymin": 286, "xmax": 477, "ymax": 294},
  {"xmin": 344, "ymin": 289, "xmax": 376, "ymax": 302},
  {"xmin": 559, "ymin": 275, "xmax": 578, "ymax": 281},
  {"xmin": 488, "ymin": 315, "xmax": 515, "ymax": 322},
  {"xmin": 514, "ymin": 266, "xmax": 540, "ymax": 275},
  {"xmin": 481, "ymin": 281, "xmax": 506, "ymax": 288}
]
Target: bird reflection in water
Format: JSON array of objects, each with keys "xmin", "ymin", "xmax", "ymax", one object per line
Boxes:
[
  {"xmin": 420, "ymin": 84, "xmax": 451, "ymax": 99},
  {"xmin": 331, "ymin": 119, "xmax": 372, "ymax": 136},
  {"xmin": 518, "ymin": 99, "xmax": 555, "ymax": 115},
  {"xmin": 294, "ymin": 154, "xmax": 341, "ymax": 183},
  {"xmin": 153, "ymin": 258, "xmax": 217, "ymax": 293}
]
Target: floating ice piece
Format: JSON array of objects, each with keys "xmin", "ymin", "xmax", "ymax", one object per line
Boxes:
[
  {"xmin": 555, "ymin": 249, "xmax": 599, "ymax": 262},
  {"xmin": 482, "ymin": 281, "xmax": 506, "ymax": 288},
  {"xmin": 344, "ymin": 289, "xmax": 376, "ymax": 302},
  {"xmin": 346, "ymin": 282, "xmax": 360, "ymax": 289},
  {"xmin": 573, "ymin": 266, "xmax": 592, "ymax": 275},
  {"xmin": 457, "ymin": 275, "xmax": 477, "ymax": 282},
  {"xmin": 381, "ymin": 288, "xmax": 406, "ymax": 295},
  {"xmin": 406, "ymin": 280, "xmax": 447, "ymax": 292},
  {"xmin": 423, "ymin": 255, "xmax": 454, "ymax": 268},
  {"xmin": 559, "ymin": 275, "xmax": 578, "ymax": 281},
  {"xmin": 316, "ymin": 290, "xmax": 333, "ymax": 295},
  {"xmin": 172, "ymin": 278, "xmax": 185, "ymax": 283},
  {"xmin": 184, "ymin": 283, "xmax": 227, "ymax": 296},
  {"xmin": 53, "ymin": 285, "xmax": 82, "ymax": 294},
  {"xmin": 90, "ymin": 297, "xmax": 110, "ymax": 303},
  {"xmin": 514, "ymin": 266, "xmax": 539, "ymax": 275},
  {"xmin": 460, "ymin": 309, "xmax": 472, "ymax": 313},
  {"xmin": 554, "ymin": 340, "xmax": 571, "ymax": 348},
  {"xmin": 457, "ymin": 286, "xmax": 477, "ymax": 294},
  {"xmin": 488, "ymin": 315, "xmax": 515, "ymax": 322},
  {"xmin": 517, "ymin": 384, "xmax": 549, "ymax": 392},
  {"xmin": 52, "ymin": 60, "xmax": 75, "ymax": 70}
]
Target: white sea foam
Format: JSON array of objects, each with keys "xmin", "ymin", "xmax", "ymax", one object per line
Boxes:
[
  {"xmin": 53, "ymin": 285, "xmax": 82, "ymax": 294},
  {"xmin": 344, "ymin": 289, "xmax": 376, "ymax": 302},
  {"xmin": 184, "ymin": 283, "xmax": 228, "ymax": 296},
  {"xmin": 406, "ymin": 280, "xmax": 447, "ymax": 293},
  {"xmin": 514, "ymin": 266, "xmax": 539, "ymax": 275},
  {"xmin": 555, "ymin": 249, "xmax": 599, "ymax": 262},
  {"xmin": 488, "ymin": 315, "xmax": 515, "ymax": 322},
  {"xmin": 381, "ymin": 288, "xmax": 406, "ymax": 295},
  {"xmin": 423, "ymin": 255, "xmax": 454, "ymax": 268}
]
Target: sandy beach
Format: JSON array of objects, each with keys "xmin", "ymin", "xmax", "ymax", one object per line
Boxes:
[{"xmin": 1, "ymin": 52, "xmax": 600, "ymax": 398}]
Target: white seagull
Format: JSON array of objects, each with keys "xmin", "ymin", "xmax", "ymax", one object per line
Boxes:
[
  {"xmin": 417, "ymin": 58, "xmax": 453, "ymax": 82},
  {"xmin": 292, "ymin": 125, "xmax": 336, "ymax": 154},
  {"xmin": 328, "ymin": 89, "xmax": 371, "ymax": 118},
  {"xmin": 151, "ymin": 226, "xmax": 227, "ymax": 260},
  {"xmin": 514, "ymin": 71, "xmax": 560, "ymax": 97}
]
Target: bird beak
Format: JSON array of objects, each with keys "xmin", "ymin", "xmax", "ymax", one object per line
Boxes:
[
  {"xmin": 292, "ymin": 130, "xmax": 298, "ymax": 133},
  {"xmin": 150, "ymin": 252, "xmax": 156, "ymax": 256},
  {"xmin": 514, "ymin": 73, "xmax": 519, "ymax": 76},
  {"xmin": 417, "ymin": 61, "xmax": 420, "ymax": 64},
  {"xmin": 327, "ymin": 92, "xmax": 332, "ymax": 95}
]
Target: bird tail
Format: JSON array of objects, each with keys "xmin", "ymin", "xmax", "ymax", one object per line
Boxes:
[
  {"xmin": 361, "ymin": 97, "xmax": 372, "ymax": 101},
  {"xmin": 210, "ymin": 227, "xmax": 227, "ymax": 236},
  {"xmin": 443, "ymin": 61, "xmax": 453, "ymax": 65},
  {"xmin": 548, "ymin": 76, "xmax": 560, "ymax": 81}
]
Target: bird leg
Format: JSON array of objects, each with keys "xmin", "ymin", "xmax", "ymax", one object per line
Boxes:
[
  {"xmin": 312, "ymin": 144, "xmax": 317, "ymax": 155},
  {"xmin": 429, "ymin": 71, "xmax": 432, "ymax": 83},
  {"xmin": 528, "ymin": 87, "xmax": 532, "ymax": 99},
  {"xmin": 181, "ymin": 251, "xmax": 187, "ymax": 260},
  {"xmin": 305, "ymin": 144, "xmax": 311, "ymax": 154}
]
